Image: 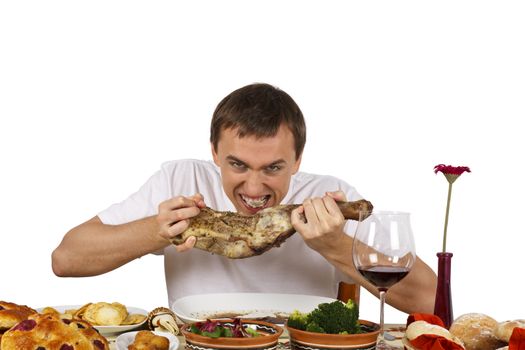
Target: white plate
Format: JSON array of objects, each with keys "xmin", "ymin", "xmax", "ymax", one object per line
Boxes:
[
  {"xmin": 36, "ymin": 305, "xmax": 148, "ymax": 335},
  {"xmin": 116, "ymin": 330, "xmax": 179, "ymax": 350},
  {"xmin": 171, "ymin": 292, "xmax": 337, "ymax": 323}
]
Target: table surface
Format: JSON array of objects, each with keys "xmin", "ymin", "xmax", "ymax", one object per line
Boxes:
[{"xmin": 107, "ymin": 324, "xmax": 406, "ymax": 350}]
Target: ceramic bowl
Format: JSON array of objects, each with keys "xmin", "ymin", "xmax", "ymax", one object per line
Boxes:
[
  {"xmin": 181, "ymin": 319, "xmax": 283, "ymax": 350},
  {"xmin": 286, "ymin": 319, "xmax": 380, "ymax": 350}
]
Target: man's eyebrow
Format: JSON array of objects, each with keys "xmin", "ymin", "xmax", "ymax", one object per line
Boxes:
[
  {"xmin": 226, "ymin": 155, "xmax": 248, "ymax": 166},
  {"xmin": 225, "ymin": 155, "xmax": 286, "ymax": 168},
  {"xmin": 266, "ymin": 159, "xmax": 286, "ymax": 167}
]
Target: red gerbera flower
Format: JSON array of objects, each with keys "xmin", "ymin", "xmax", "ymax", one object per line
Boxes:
[{"xmin": 434, "ymin": 164, "xmax": 471, "ymax": 252}]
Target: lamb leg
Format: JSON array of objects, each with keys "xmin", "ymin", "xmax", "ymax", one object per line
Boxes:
[{"xmin": 170, "ymin": 199, "xmax": 373, "ymax": 259}]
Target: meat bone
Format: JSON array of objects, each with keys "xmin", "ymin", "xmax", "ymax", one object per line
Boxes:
[{"xmin": 170, "ymin": 199, "xmax": 373, "ymax": 258}]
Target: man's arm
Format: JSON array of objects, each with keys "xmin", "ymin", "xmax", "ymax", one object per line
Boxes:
[
  {"xmin": 291, "ymin": 192, "xmax": 437, "ymax": 314},
  {"xmin": 52, "ymin": 194, "xmax": 204, "ymax": 277},
  {"xmin": 320, "ymin": 235, "xmax": 437, "ymax": 314}
]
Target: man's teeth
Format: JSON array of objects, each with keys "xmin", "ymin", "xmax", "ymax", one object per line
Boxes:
[{"xmin": 241, "ymin": 195, "xmax": 269, "ymax": 208}]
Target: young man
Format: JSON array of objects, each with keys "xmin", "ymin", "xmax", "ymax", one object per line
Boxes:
[{"xmin": 52, "ymin": 83, "xmax": 437, "ymax": 313}]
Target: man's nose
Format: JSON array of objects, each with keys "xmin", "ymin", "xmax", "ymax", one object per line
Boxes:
[{"xmin": 244, "ymin": 170, "xmax": 266, "ymax": 195}]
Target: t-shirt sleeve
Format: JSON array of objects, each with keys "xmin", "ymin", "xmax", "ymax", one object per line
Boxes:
[{"xmin": 97, "ymin": 168, "xmax": 170, "ymax": 225}]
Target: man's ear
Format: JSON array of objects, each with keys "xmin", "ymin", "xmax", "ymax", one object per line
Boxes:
[
  {"xmin": 292, "ymin": 153, "xmax": 302, "ymax": 174},
  {"xmin": 211, "ymin": 143, "xmax": 219, "ymax": 166}
]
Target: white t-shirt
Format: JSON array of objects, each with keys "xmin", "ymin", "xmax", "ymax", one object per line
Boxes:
[{"xmin": 98, "ymin": 159, "xmax": 362, "ymax": 307}]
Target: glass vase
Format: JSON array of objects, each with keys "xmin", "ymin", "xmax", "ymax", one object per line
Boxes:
[{"xmin": 434, "ymin": 252, "xmax": 453, "ymax": 328}]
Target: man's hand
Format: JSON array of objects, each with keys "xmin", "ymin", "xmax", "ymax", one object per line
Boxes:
[
  {"xmin": 156, "ymin": 193, "xmax": 206, "ymax": 252},
  {"xmin": 290, "ymin": 191, "xmax": 347, "ymax": 253}
]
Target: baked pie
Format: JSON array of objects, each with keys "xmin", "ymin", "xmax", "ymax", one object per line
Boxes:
[{"xmin": 1, "ymin": 313, "xmax": 109, "ymax": 350}]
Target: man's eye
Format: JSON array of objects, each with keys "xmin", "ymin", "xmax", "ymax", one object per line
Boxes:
[
  {"xmin": 266, "ymin": 165, "xmax": 282, "ymax": 173},
  {"xmin": 230, "ymin": 161, "xmax": 246, "ymax": 169}
]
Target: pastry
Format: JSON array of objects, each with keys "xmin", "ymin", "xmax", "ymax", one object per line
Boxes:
[
  {"xmin": 0, "ymin": 301, "xmax": 37, "ymax": 332},
  {"xmin": 494, "ymin": 319, "xmax": 525, "ymax": 343},
  {"xmin": 1, "ymin": 313, "xmax": 109, "ymax": 350},
  {"xmin": 128, "ymin": 330, "xmax": 169, "ymax": 350},
  {"xmin": 449, "ymin": 313, "xmax": 506, "ymax": 350}
]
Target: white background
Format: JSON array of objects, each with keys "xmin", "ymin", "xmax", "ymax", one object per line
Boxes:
[{"xmin": 1, "ymin": 1, "xmax": 524, "ymax": 324}]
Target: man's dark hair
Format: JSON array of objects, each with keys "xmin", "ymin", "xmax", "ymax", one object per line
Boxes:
[{"xmin": 210, "ymin": 83, "xmax": 306, "ymax": 159}]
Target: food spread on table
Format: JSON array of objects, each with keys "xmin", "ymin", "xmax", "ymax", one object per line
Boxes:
[{"xmin": 2, "ymin": 299, "xmax": 525, "ymax": 350}]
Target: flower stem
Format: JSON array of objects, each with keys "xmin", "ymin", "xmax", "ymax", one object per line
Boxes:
[{"xmin": 443, "ymin": 182, "xmax": 453, "ymax": 252}]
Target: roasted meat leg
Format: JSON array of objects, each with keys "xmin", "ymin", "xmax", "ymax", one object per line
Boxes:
[{"xmin": 170, "ymin": 199, "xmax": 373, "ymax": 258}]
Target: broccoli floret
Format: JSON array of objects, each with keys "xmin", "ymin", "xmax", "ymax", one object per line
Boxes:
[
  {"xmin": 287, "ymin": 310, "xmax": 309, "ymax": 330},
  {"xmin": 305, "ymin": 321, "xmax": 325, "ymax": 333},
  {"xmin": 307, "ymin": 300, "xmax": 359, "ymax": 334}
]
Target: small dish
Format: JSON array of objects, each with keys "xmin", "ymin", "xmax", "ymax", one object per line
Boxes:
[
  {"xmin": 286, "ymin": 319, "xmax": 380, "ymax": 350},
  {"xmin": 116, "ymin": 330, "xmax": 179, "ymax": 350},
  {"xmin": 182, "ymin": 319, "xmax": 283, "ymax": 350}
]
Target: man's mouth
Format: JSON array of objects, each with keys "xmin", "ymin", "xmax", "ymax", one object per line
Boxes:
[{"xmin": 240, "ymin": 194, "xmax": 271, "ymax": 209}]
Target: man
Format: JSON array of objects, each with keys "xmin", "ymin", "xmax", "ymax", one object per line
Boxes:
[{"xmin": 52, "ymin": 83, "xmax": 437, "ymax": 313}]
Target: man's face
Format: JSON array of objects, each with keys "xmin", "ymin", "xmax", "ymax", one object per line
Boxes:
[{"xmin": 212, "ymin": 125, "xmax": 302, "ymax": 215}]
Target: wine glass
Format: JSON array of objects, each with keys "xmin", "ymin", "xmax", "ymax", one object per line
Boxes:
[{"xmin": 352, "ymin": 211, "xmax": 416, "ymax": 350}]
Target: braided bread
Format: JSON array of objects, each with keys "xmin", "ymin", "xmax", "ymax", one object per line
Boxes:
[{"xmin": 1, "ymin": 313, "xmax": 109, "ymax": 350}]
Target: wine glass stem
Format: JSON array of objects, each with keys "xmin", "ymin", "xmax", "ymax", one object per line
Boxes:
[{"xmin": 379, "ymin": 289, "xmax": 386, "ymax": 336}]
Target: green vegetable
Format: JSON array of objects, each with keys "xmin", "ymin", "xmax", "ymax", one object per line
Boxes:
[
  {"xmin": 201, "ymin": 327, "xmax": 222, "ymax": 338},
  {"xmin": 287, "ymin": 299, "xmax": 360, "ymax": 335},
  {"xmin": 305, "ymin": 321, "xmax": 325, "ymax": 333},
  {"xmin": 287, "ymin": 310, "xmax": 309, "ymax": 330},
  {"xmin": 245, "ymin": 327, "xmax": 260, "ymax": 337},
  {"xmin": 222, "ymin": 327, "xmax": 233, "ymax": 337}
]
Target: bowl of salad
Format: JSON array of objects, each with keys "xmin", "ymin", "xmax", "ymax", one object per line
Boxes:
[
  {"xmin": 285, "ymin": 299, "xmax": 380, "ymax": 350},
  {"xmin": 181, "ymin": 318, "xmax": 283, "ymax": 349}
]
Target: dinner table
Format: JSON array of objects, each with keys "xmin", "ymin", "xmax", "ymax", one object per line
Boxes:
[{"xmin": 106, "ymin": 324, "xmax": 406, "ymax": 350}]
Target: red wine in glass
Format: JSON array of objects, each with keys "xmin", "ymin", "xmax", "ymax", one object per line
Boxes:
[{"xmin": 357, "ymin": 266, "xmax": 410, "ymax": 291}]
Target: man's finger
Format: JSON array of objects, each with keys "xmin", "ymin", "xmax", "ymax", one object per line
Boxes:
[
  {"xmin": 291, "ymin": 206, "xmax": 308, "ymax": 232},
  {"xmin": 189, "ymin": 193, "xmax": 206, "ymax": 208},
  {"xmin": 175, "ymin": 236, "xmax": 196, "ymax": 252},
  {"xmin": 165, "ymin": 206, "xmax": 200, "ymax": 224},
  {"xmin": 301, "ymin": 199, "xmax": 319, "ymax": 225},
  {"xmin": 163, "ymin": 196, "xmax": 199, "ymax": 210},
  {"xmin": 323, "ymin": 195, "xmax": 345, "ymax": 219},
  {"xmin": 326, "ymin": 190, "xmax": 347, "ymax": 202},
  {"xmin": 166, "ymin": 219, "xmax": 190, "ymax": 238}
]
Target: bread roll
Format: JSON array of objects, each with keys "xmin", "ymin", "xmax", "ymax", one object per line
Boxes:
[
  {"xmin": 404, "ymin": 320, "xmax": 464, "ymax": 350},
  {"xmin": 406, "ymin": 320, "xmax": 456, "ymax": 341},
  {"xmin": 450, "ymin": 313, "xmax": 506, "ymax": 350},
  {"xmin": 494, "ymin": 319, "xmax": 525, "ymax": 342},
  {"xmin": 128, "ymin": 330, "xmax": 169, "ymax": 350}
]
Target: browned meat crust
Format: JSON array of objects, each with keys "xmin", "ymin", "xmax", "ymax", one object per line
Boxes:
[{"xmin": 170, "ymin": 199, "xmax": 373, "ymax": 258}]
